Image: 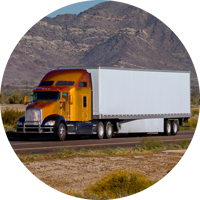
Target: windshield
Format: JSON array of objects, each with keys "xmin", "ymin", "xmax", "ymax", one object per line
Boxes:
[{"xmin": 33, "ymin": 92, "xmax": 60, "ymax": 102}]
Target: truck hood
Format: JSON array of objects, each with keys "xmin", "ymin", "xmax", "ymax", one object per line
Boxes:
[{"xmin": 27, "ymin": 101, "xmax": 60, "ymax": 121}]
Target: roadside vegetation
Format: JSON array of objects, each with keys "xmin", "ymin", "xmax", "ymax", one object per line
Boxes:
[
  {"xmin": 0, "ymin": 92, "xmax": 23, "ymax": 104},
  {"xmin": 0, "ymin": 86, "xmax": 34, "ymax": 104},
  {"xmin": 1, "ymin": 108, "xmax": 25, "ymax": 125},
  {"xmin": 18, "ymin": 138, "xmax": 190, "ymax": 163},
  {"xmin": 180, "ymin": 108, "xmax": 199, "ymax": 130},
  {"xmin": 68, "ymin": 168, "xmax": 155, "ymax": 199},
  {"xmin": 18, "ymin": 138, "xmax": 190, "ymax": 199},
  {"xmin": 1, "ymin": 108, "xmax": 25, "ymax": 132}
]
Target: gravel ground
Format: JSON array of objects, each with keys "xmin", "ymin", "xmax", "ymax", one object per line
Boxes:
[
  {"xmin": 1, "ymin": 104, "xmax": 27, "ymax": 112},
  {"xmin": 24, "ymin": 150, "xmax": 185, "ymax": 194}
]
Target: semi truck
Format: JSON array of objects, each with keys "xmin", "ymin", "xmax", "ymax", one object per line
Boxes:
[{"xmin": 15, "ymin": 67, "xmax": 191, "ymax": 141}]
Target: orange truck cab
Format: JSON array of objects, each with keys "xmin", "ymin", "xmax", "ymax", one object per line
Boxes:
[{"xmin": 15, "ymin": 69, "xmax": 98, "ymax": 141}]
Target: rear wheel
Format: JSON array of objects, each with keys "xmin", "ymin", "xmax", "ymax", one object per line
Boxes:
[
  {"xmin": 19, "ymin": 134, "xmax": 30, "ymax": 141},
  {"xmin": 104, "ymin": 121, "xmax": 113, "ymax": 139},
  {"xmin": 97, "ymin": 121, "xmax": 104, "ymax": 139},
  {"xmin": 56, "ymin": 123, "xmax": 66, "ymax": 141},
  {"xmin": 164, "ymin": 120, "xmax": 171, "ymax": 136},
  {"xmin": 171, "ymin": 120, "xmax": 178, "ymax": 135}
]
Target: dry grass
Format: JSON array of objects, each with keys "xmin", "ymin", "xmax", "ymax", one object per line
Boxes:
[{"xmin": 18, "ymin": 139, "xmax": 190, "ymax": 163}]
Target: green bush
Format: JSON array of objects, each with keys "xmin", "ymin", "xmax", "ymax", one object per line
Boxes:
[
  {"xmin": 68, "ymin": 168, "xmax": 155, "ymax": 199},
  {"xmin": 141, "ymin": 138, "xmax": 164, "ymax": 150},
  {"xmin": 7, "ymin": 93, "xmax": 23, "ymax": 104},
  {"xmin": 179, "ymin": 139, "xmax": 190, "ymax": 148},
  {"xmin": 191, "ymin": 109, "xmax": 199, "ymax": 116},
  {"xmin": 1, "ymin": 108, "xmax": 25, "ymax": 127}
]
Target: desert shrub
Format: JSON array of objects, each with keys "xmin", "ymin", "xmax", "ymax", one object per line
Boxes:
[
  {"xmin": 69, "ymin": 168, "xmax": 154, "ymax": 199},
  {"xmin": 56, "ymin": 148, "xmax": 76, "ymax": 158},
  {"xmin": 7, "ymin": 93, "xmax": 23, "ymax": 104},
  {"xmin": 141, "ymin": 138, "xmax": 164, "ymax": 150},
  {"xmin": 1, "ymin": 108, "xmax": 25, "ymax": 126},
  {"xmin": 79, "ymin": 148, "xmax": 93, "ymax": 154},
  {"xmin": 134, "ymin": 145, "xmax": 143, "ymax": 151},
  {"xmin": 180, "ymin": 115, "xmax": 198, "ymax": 130},
  {"xmin": 191, "ymin": 109, "xmax": 199, "ymax": 116}
]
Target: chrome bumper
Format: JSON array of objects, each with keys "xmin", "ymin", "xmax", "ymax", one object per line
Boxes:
[{"xmin": 14, "ymin": 121, "xmax": 54, "ymax": 134}]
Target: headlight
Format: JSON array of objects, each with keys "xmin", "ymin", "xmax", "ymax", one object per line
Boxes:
[
  {"xmin": 45, "ymin": 121, "xmax": 55, "ymax": 126},
  {"xmin": 17, "ymin": 121, "xmax": 23, "ymax": 126}
]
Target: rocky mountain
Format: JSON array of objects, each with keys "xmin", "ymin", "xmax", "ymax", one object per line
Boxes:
[{"xmin": 2, "ymin": 1, "xmax": 198, "ymax": 91}]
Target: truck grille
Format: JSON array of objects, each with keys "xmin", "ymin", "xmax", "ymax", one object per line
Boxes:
[{"xmin": 25, "ymin": 108, "xmax": 42, "ymax": 124}]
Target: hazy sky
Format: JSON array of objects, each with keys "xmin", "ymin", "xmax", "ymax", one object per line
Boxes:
[{"xmin": 47, "ymin": 0, "xmax": 109, "ymax": 18}]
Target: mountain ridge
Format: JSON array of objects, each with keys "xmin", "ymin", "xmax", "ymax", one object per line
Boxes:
[{"xmin": 2, "ymin": 1, "xmax": 197, "ymax": 90}]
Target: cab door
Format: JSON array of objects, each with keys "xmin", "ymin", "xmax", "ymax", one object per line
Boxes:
[{"xmin": 60, "ymin": 92, "xmax": 70, "ymax": 120}]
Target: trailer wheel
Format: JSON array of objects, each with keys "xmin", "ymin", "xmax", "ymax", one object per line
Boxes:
[
  {"xmin": 97, "ymin": 121, "xmax": 104, "ymax": 139},
  {"xmin": 19, "ymin": 134, "xmax": 30, "ymax": 141},
  {"xmin": 56, "ymin": 123, "xmax": 66, "ymax": 141},
  {"xmin": 104, "ymin": 121, "xmax": 113, "ymax": 139},
  {"xmin": 164, "ymin": 120, "xmax": 171, "ymax": 136},
  {"xmin": 171, "ymin": 120, "xmax": 178, "ymax": 135}
]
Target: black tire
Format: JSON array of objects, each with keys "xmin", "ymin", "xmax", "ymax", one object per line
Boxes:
[
  {"xmin": 19, "ymin": 134, "xmax": 30, "ymax": 141},
  {"xmin": 97, "ymin": 121, "xmax": 104, "ymax": 139},
  {"xmin": 171, "ymin": 120, "xmax": 178, "ymax": 135},
  {"xmin": 104, "ymin": 121, "xmax": 113, "ymax": 139},
  {"xmin": 164, "ymin": 120, "xmax": 171, "ymax": 136},
  {"xmin": 56, "ymin": 123, "xmax": 66, "ymax": 141}
]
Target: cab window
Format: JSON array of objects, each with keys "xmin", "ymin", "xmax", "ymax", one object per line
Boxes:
[
  {"xmin": 62, "ymin": 93, "xmax": 68, "ymax": 102},
  {"xmin": 78, "ymin": 82, "xmax": 87, "ymax": 87},
  {"xmin": 56, "ymin": 81, "xmax": 74, "ymax": 86},
  {"xmin": 39, "ymin": 81, "xmax": 54, "ymax": 86}
]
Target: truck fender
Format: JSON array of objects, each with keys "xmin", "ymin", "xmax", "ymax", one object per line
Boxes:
[
  {"xmin": 42, "ymin": 114, "xmax": 66, "ymax": 127},
  {"xmin": 18, "ymin": 115, "xmax": 25, "ymax": 123}
]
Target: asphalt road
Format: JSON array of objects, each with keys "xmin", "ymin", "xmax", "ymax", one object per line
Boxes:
[{"xmin": 8, "ymin": 130, "xmax": 195, "ymax": 154}]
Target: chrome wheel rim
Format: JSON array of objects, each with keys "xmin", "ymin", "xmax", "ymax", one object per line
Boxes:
[
  {"xmin": 107, "ymin": 125, "xmax": 112, "ymax": 136},
  {"xmin": 60, "ymin": 127, "xmax": 65, "ymax": 137},
  {"xmin": 167, "ymin": 122, "xmax": 171, "ymax": 133},
  {"xmin": 99, "ymin": 125, "xmax": 104, "ymax": 137},
  {"xmin": 173, "ymin": 123, "xmax": 177, "ymax": 133}
]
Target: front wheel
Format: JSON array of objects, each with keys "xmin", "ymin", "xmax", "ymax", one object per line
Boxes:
[{"xmin": 56, "ymin": 123, "xmax": 66, "ymax": 141}]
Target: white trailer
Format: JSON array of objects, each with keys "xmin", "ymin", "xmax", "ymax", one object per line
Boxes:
[{"xmin": 86, "ymin": 67, "xmax": 191, "ymax": 136}]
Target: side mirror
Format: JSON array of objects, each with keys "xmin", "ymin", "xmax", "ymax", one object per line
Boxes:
[
  {"xmin": 70, "ymin": 95, "xmax": 73, "ymax": 104},
  {"xmin": 23, "ymin": 95, "xmax": 27, "ymax": 105}
]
